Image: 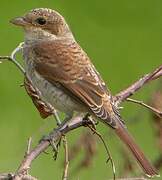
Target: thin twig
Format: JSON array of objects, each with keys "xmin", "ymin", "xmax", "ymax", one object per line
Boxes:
[
  {"xmin": 0, "ymin": 173, "xmax": 38, "ymax": 180},
  {"xmin": 87, "ymin": 124, "xmax": 116, "ymax": 180},
  {"xmin": 62, "ymin": 136, "xmax": 69, "ymax": 180},
  {"xmin": 0, "ymin": 55, "xmax": 25, "ymax": 74},
  {"xmin": 25, "ymin": 137, "xmax": 32, "ymax": 157},
  {"xmin": 0, "ymin": 56, "xmax": 11, "ymax": 61},
  {"xmin": 10, "ymin": 42, "xmax": 24, "ymax": 60},
  {"xmin": 126, "ymin": 98, "xmax": 162, "ymax": 118},
  {"xmin": 13, "ymin": 116, "xmax": 88, "ymax": 179},
  {"xmin": 24, "ymin": 137, "xmax": 32, "ymax": 175},
  {"xmin": 115, "ymin": 65, "xmax": 162, "ymax": 104},
  {"xmin": 0, "ymin": 42, "xmax": 25, "ymax": 74}
]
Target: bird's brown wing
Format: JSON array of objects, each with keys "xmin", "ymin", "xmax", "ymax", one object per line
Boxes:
[{"xmin": 33, "ymin": 40, "xmax": 119, "ymax": 128}]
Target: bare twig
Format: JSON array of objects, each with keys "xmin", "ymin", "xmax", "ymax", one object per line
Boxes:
[
  {"xmin": 0, "ymin": 173, "xmax": 14, "ymax": 180},
  {"xmin": 115, "ymin": 65, "xmax": 162, "ymax": 104},
  {"xmin": 13, "ymin": 116, "xmax": 89, "ymax": 179},
  {"xmin": 23, "ymin": 137, "xmax": 32, "ymax": 175},
  {"xmin": 25, "ymin": 137, "xmax": 32, "ymax": 157},
  {"xmin": 0, "ymin": 42, "xmax": 25, "ymax": 74},
  {"xmin": 87, "ymin": 124, "xmax": 116, "ymax": 180},
  {"xmin": 0, "ymin": 173, "xmax": 37, "ymax": 180},
  {"xmin": 62, "ymin": 136, "xmax": 69, "ymax": 180},
  {"xmin": 0, "ymin": 55, "xmax": 24, "ymax": 74},
  {"xmin": 126, "ymin": 98, "xmax": 162, "ymax": 118}
]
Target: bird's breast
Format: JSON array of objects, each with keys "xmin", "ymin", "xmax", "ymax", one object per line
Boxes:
[{"xmin": 23, "ymin": 46, "xmax": 85, "ymax": 115}]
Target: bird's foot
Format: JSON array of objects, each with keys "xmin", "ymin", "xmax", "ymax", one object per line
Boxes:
[
  {"xmin": 39, "ymin": 133, "xmax": 62, "ymax": 160},
  {"xmin": 58, "ymin": 114, "xmax": 73, "ymax": 129},
  {"xmin": 83, "ymin": 113, "xmax": 98, "ymax": 130}
]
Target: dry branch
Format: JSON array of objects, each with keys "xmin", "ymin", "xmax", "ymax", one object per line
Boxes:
[
  {"xmin": 126, "ymin": 98, "xmax": 162, "ymax": 118},
  {"xmin": 14, "ymin": 116, "xmax": 87, "ymax": 180},
  {"xmin": 62, "ymin": 136, "xmax": 69, "ymax": 180},
  {"xmin": 114, "ymin": 65, "xmax": 162, "ymax": 104}
]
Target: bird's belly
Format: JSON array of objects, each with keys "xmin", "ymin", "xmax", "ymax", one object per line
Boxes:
[{"xmin": 25, "ymin": 61, "xmax": 84, "ymax": 115}]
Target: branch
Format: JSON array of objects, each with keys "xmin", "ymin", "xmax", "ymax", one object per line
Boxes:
[
  {"xmin": 0, "ymin": 42, "xmax": 25, "ymax": 74},
  {"xmin": 0, "ymin": 173, "xmax": 37, "ymax": 180},
  {"xmin": 25, "ymin": 137, "xmax": 32, "ymax": 157},
  {"xmin": 62, "ymin": 136, "xmax": 69, "ymax": 180},
  {"xmin": 114, "ymin": 65, "xmax": 162, "ymax": 104},
  {"xmin": 14, "ymin": 116, "xmax": 87, "ymax": 179},
  {"xmin": 87, "ymin": 124, "xmax": 116, "ymax": 180},
  {"xmin": 126, "ymin": 98, "xmax": 162, "ymax": 118}
]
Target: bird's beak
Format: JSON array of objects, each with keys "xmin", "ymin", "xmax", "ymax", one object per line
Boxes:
[{"xmin": 10, "ymin": 17, "xmax": 29, "ymax": 27}]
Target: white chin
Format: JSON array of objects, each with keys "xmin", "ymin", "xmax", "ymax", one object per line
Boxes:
[{"xmin": 25, "ymin": 28, "xmax": 57, "ymax": 42}]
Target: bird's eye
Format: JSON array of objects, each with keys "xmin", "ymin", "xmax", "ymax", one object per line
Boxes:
[{"xmin": 35, "ymin": 17, "xmax": 47, "ymax": 25}]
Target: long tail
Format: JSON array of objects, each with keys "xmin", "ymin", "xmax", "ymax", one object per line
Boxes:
[{"xmin": 115, "ymin": 121, "xmax": 159, "ymax": 177}]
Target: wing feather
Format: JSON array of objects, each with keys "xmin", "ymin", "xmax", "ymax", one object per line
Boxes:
[{"xmin": 33, "ymin": 40, "xmax": 118, "ymax": 128}]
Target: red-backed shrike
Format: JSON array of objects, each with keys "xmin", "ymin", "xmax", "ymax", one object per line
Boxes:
[{"xmin": 11, "ymin": 8, "xmax": 158, "ymax": 177}]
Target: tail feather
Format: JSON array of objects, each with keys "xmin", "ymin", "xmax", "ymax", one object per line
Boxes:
[{"xmin": 115, "ymin": 122, "xmax": 159, "ymax": 177}]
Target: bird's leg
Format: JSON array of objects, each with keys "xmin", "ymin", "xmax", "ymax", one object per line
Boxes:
[
  {"xmin": 53, "ymin": 137, "xmax": 62, "ymax": 160},
  {"xmin": 38, "ymin": 110, "xmax": 61, "ymax": 159},
  {"xmin": 82, "ymin": 113, "xmax": 98, "ymax": 130},
  {"xmin": 40, "ymin": 132, "xmax": 61, "ymax": 160},
  {"xmin": 52, "ymin": 108, "xmax": 61, "ymax": 125},
  {"xmin": 50, "ymin": 110, "xmax": 62, "ymax": 159},
  {"xmin": 49, "ymin": 113, "xmax": 72, "ymax": 159},
  {"xmin": 40, "ymin": 112, "xmax": 72, "ymax": 159},
  {"xmin": 59, "ymin": 114, "xmax": 73, "ymax": 129},
  {"xmin": 50, "ymin": 136, "xmax": 62, "ymax": 160}
]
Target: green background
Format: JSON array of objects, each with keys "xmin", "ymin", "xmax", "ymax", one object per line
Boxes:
[{"xmin": 0, "ymin": 0, "xmax": 161, "ymax": 179}]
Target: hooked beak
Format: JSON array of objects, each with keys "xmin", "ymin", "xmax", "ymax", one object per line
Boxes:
[{"xmin": 10, "ymin": 17, "xmax": 29, "ymax": 27}]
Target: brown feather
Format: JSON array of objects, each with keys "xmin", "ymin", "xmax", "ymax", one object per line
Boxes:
[
  {"xmin": 33, "ymin": 39, "xmax": 159, "ymax": 176},
  {"xmin": 115, "ymin": 119, "xmax": 158, "ymax": 177},
  {"xmin": 33, "ymin": 40, "xmax": 118, "ymax": 128}
]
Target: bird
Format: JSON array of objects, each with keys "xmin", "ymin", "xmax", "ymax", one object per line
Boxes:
[{"xmin": 11, "ymin": 8, "xmax": 158, "ymax": 177}]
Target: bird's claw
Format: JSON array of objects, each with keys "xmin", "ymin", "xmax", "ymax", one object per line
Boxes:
[
  {"xmin": 39, "ymin": 133, "xmax": 62, "ymax": 160},
  {"xmin": 39, "ymin": 134, "xmax": 58, "ymax": 160},
  {"xmin": 83, "ymin": 113, "xmax": 97, "ymax": 130}
]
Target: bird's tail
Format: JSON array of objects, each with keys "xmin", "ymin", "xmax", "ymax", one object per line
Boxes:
[{"xmin": 115, "ymin": 120, "xmax": 159, "ymax": 177}]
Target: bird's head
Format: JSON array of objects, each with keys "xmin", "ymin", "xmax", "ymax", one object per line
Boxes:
[{"xmin": 10, "ymin": 8, "xmax": 72, "ymax": 42}]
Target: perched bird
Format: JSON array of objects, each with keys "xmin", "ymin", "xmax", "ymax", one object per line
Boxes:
[{"xmin": 11, "ymin": 8, "xmax": 158, "ymax": 177}]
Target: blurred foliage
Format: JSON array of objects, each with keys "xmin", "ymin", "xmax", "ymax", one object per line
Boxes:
[{"xmin": 0, "ymin": 0, "xmax": 162, "ymax": 179}]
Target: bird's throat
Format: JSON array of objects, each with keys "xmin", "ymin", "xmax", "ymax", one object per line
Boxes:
[{"xmin": 25, "ymin": 27, "xmax": 57, "ymax": 44}]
